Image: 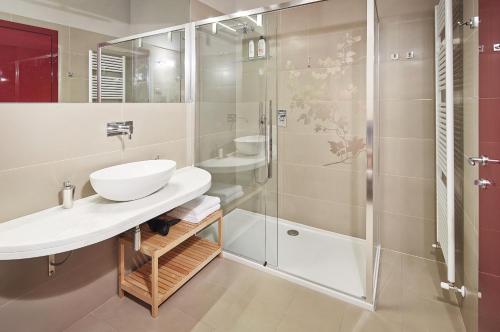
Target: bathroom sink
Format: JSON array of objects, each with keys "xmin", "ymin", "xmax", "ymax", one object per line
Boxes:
[
  {"xmin": 90, "ymin": 160, "xmax": 176, "ymax": 201},
  {"xmin": 234, "ymin": 135, "xmax": 265, "ymax": 155}
]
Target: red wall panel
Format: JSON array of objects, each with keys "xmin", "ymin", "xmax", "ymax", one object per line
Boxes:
[
  {"xmin": 479, "ymin": 0, "xmax": 500, "ymax": 330},
  {"xmin": 0, "ymin": 19, "xmax": 58, "ymax": 102}
]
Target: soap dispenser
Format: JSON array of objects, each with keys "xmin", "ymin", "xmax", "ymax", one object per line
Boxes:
[{"xmin": 62, "ymin": 181, "xmax": 75, "ymax": 209}]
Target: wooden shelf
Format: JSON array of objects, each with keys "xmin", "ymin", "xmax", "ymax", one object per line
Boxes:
[
  {"xmin": 118, "ymin": 210, "xmax": 223, "ymax": 317},
  {"xmin": 120, "ymin": 210, "xmax": 223, "ymax": 257},
  {"xmin": 121, "ymin": 236, "xmax": 221, "ymax": 305}
]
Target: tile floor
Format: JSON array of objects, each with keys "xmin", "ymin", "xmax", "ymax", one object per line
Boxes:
[{"xmin": 65, "ymin": 250, "xmax": 466, "ymax": 332}]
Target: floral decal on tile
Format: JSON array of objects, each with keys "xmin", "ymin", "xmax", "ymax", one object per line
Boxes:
[{"xmin": 285, "ymin": 32, "xmax": 366, "ymax": 166}]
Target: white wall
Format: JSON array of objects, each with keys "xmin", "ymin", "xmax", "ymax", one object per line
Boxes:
[
  {"xmin": 0, "ymin": 0, "xmax": 131, "ymax": 37},
  {"xmin": 129, "ymin": 0, "xmax": 190, "ymax": 33}
]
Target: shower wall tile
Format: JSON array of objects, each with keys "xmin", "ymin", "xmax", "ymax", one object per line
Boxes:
[
  {"xmin": 0, "ymin": 103, "xmax": 122, "ymax": 171},
  {"xmin": 122, "ymin": 103, "xmax": 186, "ymax": 147},
  {"xmin": 378, "ymin": 11, "xmax": 438, "ymax": 262},
  {"xmin": 380, "ymin": 59, "xmax": 435, "ymax": 100},
  {"xmin": 379, "ymin": 212, "xmax": 436, "ymax": 260},
  {"xmin": 380, "ymin": 100, "xmax": 435, "ymax": 139},
  {"xmin": 279, "ymin": 193, "xmax": 366, "ymax": 238},
  {"xmin": 380, "ymin": 137, "xmax": 435, "ymax": 178},
  {"xmin": 376, "ymin": 0, "xmax": 435, "ymax": 20},
  {"xmin": 235, "ymin": 102, "xmax": 260, "ymax": 134},
  {"xmin": 380, "ymin": 175, "xmax": 435, "ymax": 220},
  {"xmin": 279, "ymin": 100, "xmax": 367, "ymax": 136},
  {"xmin": 380, "ymin": 18, "xmax": 435, "ymax": 62},
  {"xmin": 310, "ymin": 0, "xmax": 367, "ymax": 29},
  {"xmin": 282, "ymin": 164, "xmax": 366, "ymax": 207},
  {"xmin": 197, "ymin": 102, "xmax": 235, "ymax": 136},
  {"xmin": 280, "ymin": 132, "xmax": 367, "ymax": 171}
]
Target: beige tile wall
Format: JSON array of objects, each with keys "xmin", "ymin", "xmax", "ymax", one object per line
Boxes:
[
  {"xmin": 0, "ymin": 12, "xmax": 112, "ymax": 102},
  {"xmin": 378, "ymin": 9, "xmax": 438, "ymax": 259},
  {"xmin": 0, "ymin": 102, "xmax": 188, "ymax": 331}
]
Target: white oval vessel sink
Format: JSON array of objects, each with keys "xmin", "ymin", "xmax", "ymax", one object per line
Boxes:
[
  {"xmin": 90, "ymin": 160, "xmax": 176, "ymax": 201},
  {"xmin": 234, "ymin": 135, "xmax": 265, "ymax": 155}
]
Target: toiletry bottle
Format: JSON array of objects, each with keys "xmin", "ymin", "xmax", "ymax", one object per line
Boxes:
[
  {"xmin": 62, "ymin": 181, "xmax": 75, "ymax": 209},
  {"xmin": 249, "ymin": 39, "xmax": 255, "ymax": 59},
  {"xmin": 257, "ymin": 36, "xmax": 266, "ymax": 58}
]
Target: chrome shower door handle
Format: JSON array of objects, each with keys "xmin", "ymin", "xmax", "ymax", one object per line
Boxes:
[
  {"xmin": 468, "ymin": 155, "xmax": 500, "ymax": 166},
  {"xmin": 474, "ymin": 178, "xmax": 493, "ymax": 189},
  {"xmin": 267, "ymin": 100, "xmax": 273, "ymax": 179}
]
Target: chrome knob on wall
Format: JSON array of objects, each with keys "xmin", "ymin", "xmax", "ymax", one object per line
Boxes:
[
  {"xmin": 468, "ymin": 155, "xmax": 500, "ymax": 166},
  {"xmin": 474, "ymin": 178, "xmax": 493, "ymax": 189}
]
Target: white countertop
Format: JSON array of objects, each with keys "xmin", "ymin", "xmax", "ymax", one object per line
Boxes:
[{"xmin": 0, "ymin": 167, "xmax": 211, "ymax": 260}]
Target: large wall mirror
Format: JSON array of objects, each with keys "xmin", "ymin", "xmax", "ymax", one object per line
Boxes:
[{"xmin": 0, "ymin": 0, "xmax": 190, "ymax": 103}]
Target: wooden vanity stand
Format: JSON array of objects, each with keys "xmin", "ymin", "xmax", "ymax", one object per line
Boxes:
[{"xmin": 118, "ymin": 210, "xmax": 223, "ymax": 317}]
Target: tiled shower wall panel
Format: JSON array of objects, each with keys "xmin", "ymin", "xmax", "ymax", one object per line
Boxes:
[
  {"xmin": 275, "ymin": 0, "xmax": 368, "ymax": 238},
  {"xmin": 378, "ymin": 5, "xmax": 438, "ymax": 260}
]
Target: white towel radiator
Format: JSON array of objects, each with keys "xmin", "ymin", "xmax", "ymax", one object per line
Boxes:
[
  {"xmin": 435, "ymin": 0, "xmax": 464, "ymax": 296},
  {"xmin": 435, "ymin": 0, "xmax": 454, "ymax": 283},
  {"xmin": 89, "ymin": 51, "xmax": 126, "ymax": 102}
]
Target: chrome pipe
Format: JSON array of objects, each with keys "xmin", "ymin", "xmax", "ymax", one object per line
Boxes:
[{"xmin": 268, "ymin": 100, "xmax": 273, "ymax": 179}]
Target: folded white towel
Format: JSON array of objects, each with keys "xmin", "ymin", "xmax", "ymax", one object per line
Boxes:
[
  {"xmin": 208, "ymin": 183, "xmax": 243, "ymax": 200},
  {"xmin": 175, "ymin": 195, "xmax": 220, "ymax": 216},
  {"xmin": 221, "ymin": 190, "xmax": 244, "ymax": 204},
  {"xmin": 168, "ymin": 204, "xmax": 221, "ymax": 224}
]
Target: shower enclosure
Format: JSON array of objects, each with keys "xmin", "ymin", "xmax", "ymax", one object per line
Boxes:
[
  {"xmin": 194, "ymin": 0, "xmax": 380, "ymax": 307},
  {"xmin": 97, "ymin": 28, "xmax": 185, "ymax": 103},
  {"xmin": 96, "ymin": 0, "xmax": 380, "ymax": 308}
]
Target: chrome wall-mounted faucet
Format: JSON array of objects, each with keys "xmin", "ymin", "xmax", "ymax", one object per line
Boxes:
[{"xmin": 107, "ymin": 121, "xmax": 134, "ymax": 139}]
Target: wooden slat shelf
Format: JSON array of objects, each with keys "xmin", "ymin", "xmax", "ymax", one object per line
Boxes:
[
  {"xmin": 120, "ymin": 210, "xmax": 223, "ymax": 257},
  {"xmin": 118, "ymin": 209, "xmax": 223, "ymax": 317}
]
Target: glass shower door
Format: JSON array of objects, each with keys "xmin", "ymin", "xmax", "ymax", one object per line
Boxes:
[
  {"xmin": 273, "ymin": 0, "xmax": 369, "ymax": 298},
  {"xmin": 195, "ymin": 14, "xmax": 278, "ymax": 265}
]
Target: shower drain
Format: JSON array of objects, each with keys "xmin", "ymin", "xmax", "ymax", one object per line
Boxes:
[{"xmin": 287, "ymin": 229, "xmax": 299, "ymax": 236}]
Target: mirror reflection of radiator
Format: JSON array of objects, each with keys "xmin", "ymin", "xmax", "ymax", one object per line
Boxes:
[
  {"xmin": 89, "ymin": 51, "xmax": 126, "ymax": 102},
  {"xmin": 435, "ymin": 0, "xmax": 455, "ymax": 284}
]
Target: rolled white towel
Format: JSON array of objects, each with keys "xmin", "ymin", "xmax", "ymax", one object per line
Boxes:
[{"xmin": 168, "ymin": 204, "xmax": 221, "ymax": 224}]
